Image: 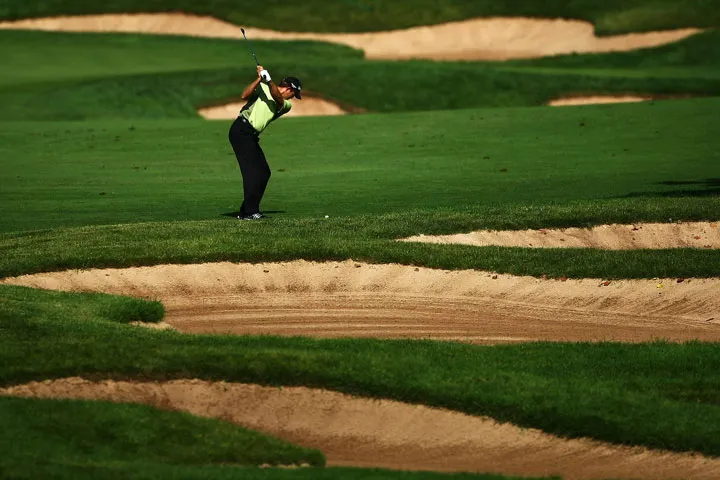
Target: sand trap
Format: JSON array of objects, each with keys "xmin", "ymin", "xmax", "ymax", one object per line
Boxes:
[
  {"xmin": 3, "ymin": 259, "xmax": 719, "ymax": 343},
  {"xmin": 0, "ymin": 13, "xmax": 702, "ymax": 61},
  {"xmin": 198, "ymin": 97, "xmax": 347, "ymax": 119},
  {"xmin": 548, "ymin": 95, "xmax": 654, "ymax": 106},
  {"xmin": 2, "ymin": 377, "xmax": 719, "ymax": 479},
  {"xmin": 401, "ymin": 221, "xmax": 720, "ymax": 250},
  {"xmin": 209, "ymin": 93, "xmax": 659, "ymax": 116}
]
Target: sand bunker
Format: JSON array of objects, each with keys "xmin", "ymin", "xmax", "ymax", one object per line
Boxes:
[
  {"xmin": 202, "ymin": 95, "xmax": 655, "ymax": 117},
  {"xmin": 3, "ymin": 259, "xmax": 719, "ymax": 343},
  {"xmin": 548, "ymin": 95, "xmax": 654, "ymax": 106},
  {"xmin": 3, "ymin": 225, "xmax": 718, "ymax": 476},
  {"xmin": 198, "ymin": 97, "xmax": 347, "ymax": 120},
  {"xmin": 3, "ymin": 378, "xmax": 720, "ymax": 479},
  {"xmin": 205, "ymin": 94, "xmax": 661, "ymax": 116},
  {"xmin": 0, "ymin": 13, "xmax": 702, "ymax": 61},
  {"xmin": 402, "ymin": 221, "xmax": 720, "ymax": 250}
]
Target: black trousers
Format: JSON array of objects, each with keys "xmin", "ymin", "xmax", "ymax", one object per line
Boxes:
[{"xmin": 228, "ymin": 116, "xmax": 271, "ymax": 216}]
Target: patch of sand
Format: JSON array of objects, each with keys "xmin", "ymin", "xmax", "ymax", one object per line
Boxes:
[
  {"xmin": 3, "ymin": 259, "xmax": 719, "ymax": 344},
  {"xmin": 0, "ymin": 13, "xmax": 702, "ymax": 61},
  {"xmin": 198, "ymin": 97, "xmax": 347, "ymax": 120},
  {"xmin": 548, "ymin": 95, "xmax": 653, "ymax": 106},
  {"xmin": 2, "ymin": 378, "xmax": 719, "ymax": 479},
  {"xmin": 401, "ymin": 221, "xmax": 720, "ymax": 250}
]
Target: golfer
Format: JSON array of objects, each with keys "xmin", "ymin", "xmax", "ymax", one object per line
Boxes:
[{"xmin": 229, "ymin": 65, "xmax": 302, "ymax": 220}]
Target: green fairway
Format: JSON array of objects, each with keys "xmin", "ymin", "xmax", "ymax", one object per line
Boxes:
[
  {"xmin": 1, "ymin": 97, "xmax": 718, "ymax": 233},
  {"xmin": 0, "ymin": 31, "xmax": 360, "ymax": 89},
  {"xmin": 1, "ymin": 29, "xmax": 719, "ymax": 120}
]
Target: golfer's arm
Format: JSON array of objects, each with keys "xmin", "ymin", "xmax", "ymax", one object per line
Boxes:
[
  {"xmin": 241, "ymin": 78, "xmax": 262, "ymax": 100},
  {"xmin": 267, "ymin": 81, "xmax": 285, "ymax": 110}
]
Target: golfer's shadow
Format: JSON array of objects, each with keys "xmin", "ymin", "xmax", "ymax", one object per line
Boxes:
[{"xmin": 221, "ymin": 210, "xmax": 286, "ymax": 218}]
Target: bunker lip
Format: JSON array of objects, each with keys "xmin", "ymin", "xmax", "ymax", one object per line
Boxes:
[
  {"xmin": 2, "ymin": 377, "xmax": 720, "ymax": 480},
  {"xmin": 548, "ymin": 95, "xmax": 654, "ymax": 106},
  {"xmin": 202, "ymin": 95, "xmax": 664, "ymax": 117},
  {"xmin": 546, "ymin": 94, "xmax": 701, "ymax": 106},
  {"xmin": 198, "ymin": 96, "xmax": 348, "ymax": 120},
  {"xmin": 3, "ymin": 257, "xmax": 720, "ymax": 344},
  {"xmin": 401, "ymin": 221, "xmax": 720, "ymax": 250},
  {"xmin": 0, "ymin": 13, "xmax": 702, "ymax": 61}
]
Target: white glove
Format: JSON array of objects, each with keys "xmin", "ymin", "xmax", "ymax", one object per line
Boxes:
[{"xmin": 260, "ymin": 69, "xmax": 272, "ymax": 83}]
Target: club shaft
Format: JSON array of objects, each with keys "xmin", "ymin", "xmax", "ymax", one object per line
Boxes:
[{"xmin": 241, "ymin": 28, "xmax": 260, "ymax": 65}]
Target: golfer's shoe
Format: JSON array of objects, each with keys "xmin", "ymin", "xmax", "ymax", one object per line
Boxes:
[{"xmin": 238, "ymin": 213, "xmax": 265, "ymax": 220}]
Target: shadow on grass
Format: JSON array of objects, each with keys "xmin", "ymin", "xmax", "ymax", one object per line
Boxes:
[
  {"xmin": 623, "ymin": 178, "xmax": 720, "ymax": 198},
  {"xmin": 220, "ymin": 210, "xmax": 287, "ymax": 219}
]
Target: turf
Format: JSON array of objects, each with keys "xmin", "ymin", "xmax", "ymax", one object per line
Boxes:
[
  {"xmin": 3, "ymin": 211, "xmax": 720, "ymax": 280},
  {"xmin": 2, "ymin": 3, "xmax": 720, "ymax": 476},
  {"xmin": 0, "ymin": 0, "xmax": 718, "ymax": 34},
  {"xmin": 0, "ymin": 396, "xmax": 325, "ymax": 475},
  {"xmin": 1, "ymin": 29, "xmax": 720, "ymax": 120},
  {"xmin": 4, "ymin": 454, "xmax": 546, "ymax": 480},
  {"xmin": 1, "ymin": 97, "xmax": 718, "ymax": 232},
  {"xmin": 4, "ymin": 394, "xmax": 537, "ymax": 478},
  {"xmin": 2, "ymin": 284, "xmax": 720, "ymax": 458},
  {"xmin": 2, "ymin": 97, "xmax": 719, "ymax": 279},
  {"xmin": 0, "ymin": 31, "xmax": 361, "ymax": 89}
]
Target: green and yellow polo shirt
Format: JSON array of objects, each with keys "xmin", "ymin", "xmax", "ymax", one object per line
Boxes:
[{"xmin": 240, "ymin": 83, "xmax": 292, "ymax": 133}]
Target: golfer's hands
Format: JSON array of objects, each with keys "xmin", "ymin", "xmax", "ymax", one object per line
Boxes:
[{"xmin": 257, "ymin": 66, "xmax": 271, "ymax": 83}]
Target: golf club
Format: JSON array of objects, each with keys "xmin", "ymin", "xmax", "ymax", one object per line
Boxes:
[{"xmin": 241, "ymin": 28, "xmax": 260, "ymax": 66}]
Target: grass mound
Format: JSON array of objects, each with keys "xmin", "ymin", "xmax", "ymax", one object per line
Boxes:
[
  {"xmin": 0, "ymin": 395, "xmax": 325, "ymax": 477},
  {"xmin": 1, "ymin": 28, "xmax": 719, "ymax": 120}
]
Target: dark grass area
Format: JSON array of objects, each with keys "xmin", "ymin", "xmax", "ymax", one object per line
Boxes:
[
  {"xmin": 1, "ymin": 29, "xmax": 719, "ymax": 120},
  {"xmin": 3, "ymin": 457, "xmax": 547, "ymax": 480},
  {"xmin": 0, "ymin": 396, "xmax": 325, "ymax": 475},
  {"xmin": 2, "ymin": 285, "xmax": 720, "ymax": 457},
  {"xmin": 0, "ymin": 0, "xmax": 718, "ymax": 34}
]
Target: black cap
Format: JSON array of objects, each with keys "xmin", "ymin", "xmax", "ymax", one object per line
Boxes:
[{"xmin": 281, "ymin": 76, "xmax": 302, "ymax": 99}]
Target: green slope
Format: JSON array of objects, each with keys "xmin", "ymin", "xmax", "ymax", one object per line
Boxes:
[
  {"xmin": 1, "ymin": 29, "xmax": 719, "ymax": 121},
  {"xmin": 0, "ymin": 396, "xmax": 325, "ymax": 475}
]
